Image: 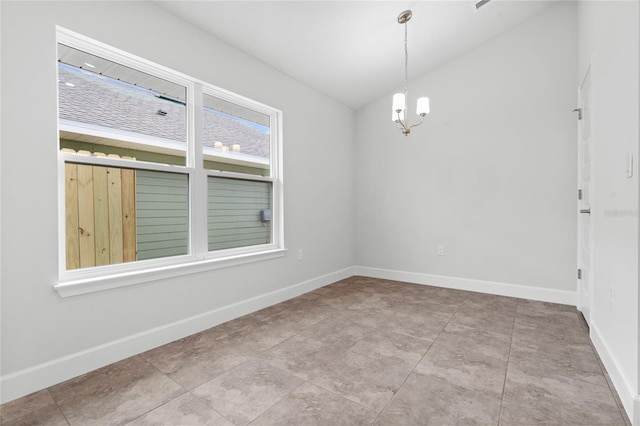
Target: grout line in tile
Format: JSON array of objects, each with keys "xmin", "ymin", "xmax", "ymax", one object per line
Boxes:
[
  {"xmin": 301, "ymin": 379, "xmax": 374, "ymax": 415},
  {"xmin": 514, "ymin": 310, "xmax": 620, "ymax": 390},
  {"xmin": 1, "ymin": 389, "xmax": 72, "ymax": 426},
  {"xmin": 497, "ymin": 299, "xmax": 518, "ymax": 425},
  {"xmin": 246, "ymin": 379, "xmax": 307, "ymax": 425},
  {"xmin": 46, "ymin": 388, "xmax": 71, "ymax": 426},
  {"xmin": 120, "ymin": 390, "xmax": 190, "ymax": 426},
  {"xmin": 370, "ymin": 293, "xmax": 464, "ymax": 425}
]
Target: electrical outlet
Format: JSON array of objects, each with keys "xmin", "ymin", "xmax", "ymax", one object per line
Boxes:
[
  {"xmin": 437, "ymin": 245, "xmax": 445, "ymax": 256},
  {"xmin": 298, "ymin": 249, "xmax": 304, "ymax": 261}
]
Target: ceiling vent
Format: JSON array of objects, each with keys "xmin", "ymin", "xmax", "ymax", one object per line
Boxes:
[{"xmin": 475, "ymin": 0, "xmax": 492, "ymax": 10}]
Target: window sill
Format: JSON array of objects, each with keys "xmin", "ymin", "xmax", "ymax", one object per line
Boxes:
[{"xmin": 54, "ymin": 249, "xmax": 287, "ymax": 298}]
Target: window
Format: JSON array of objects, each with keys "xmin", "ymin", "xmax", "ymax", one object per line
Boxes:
[
  {"xmin": 202, "ymin": 94, "xmax": 273, "ymax": 251},
  {"xmin": 56, "ymin": 28, "xmax": 283, "ymax": 296}
]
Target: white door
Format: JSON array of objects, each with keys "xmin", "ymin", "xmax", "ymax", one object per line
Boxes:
[{"xmin": 577, "ymin": 67, "xmax": 593, "ymax": 325}]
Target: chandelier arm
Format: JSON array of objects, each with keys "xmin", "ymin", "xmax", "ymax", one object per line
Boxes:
[{"xmin": 407, "ymin": 114, "xmax": 426, "ymax": 131}]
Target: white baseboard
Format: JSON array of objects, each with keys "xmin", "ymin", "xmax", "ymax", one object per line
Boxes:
[
  {"xmin": 0, "ymin": 266, "xmax": 355, "ymax": 404},
  {"xmin": 590, "ymin": 322, "xmax": 636, "ymax": 424},
  {"xmin": 355, "ymin": 266, "xmax": 576, "ymax": 305}
]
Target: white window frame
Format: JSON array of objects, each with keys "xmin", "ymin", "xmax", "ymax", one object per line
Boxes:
[{"xmin": 54, "ymin": 27, "xmax": 285, "ymax": 298}]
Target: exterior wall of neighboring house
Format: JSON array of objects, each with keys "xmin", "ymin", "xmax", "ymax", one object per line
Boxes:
[
  {"xmin": 136, "ymin": 170, "xmax": 189, "ymax": 261},
  {"xmin": 208, "ymin": 177, "xmax": 272, "ymax": 251}
]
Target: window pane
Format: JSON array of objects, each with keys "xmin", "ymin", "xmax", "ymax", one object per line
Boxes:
[
  {"xmin": 64, "ymin": 163, "xmax": 189, "ymax": 270},
  {"xmin": 202, "ymin": 94, "xmax": 270, "ymax": 176},
  {"xmin": 208, "ymin": 177, "xmax": 272, "ymax": 251},
  {"xmin": 58, "ymin": 44, "xmax": 187, "ymax": 166}
]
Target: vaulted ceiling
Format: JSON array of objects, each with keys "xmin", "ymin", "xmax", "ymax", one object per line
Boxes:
[{"xmin": 155, "ymin": 1, "xmax": 559, "ymax": 110}]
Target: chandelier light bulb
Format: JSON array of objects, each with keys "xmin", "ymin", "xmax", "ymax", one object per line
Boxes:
[
  {"xmin": 392, "ymin": 93, "xmax": 406, "ymax": 121},
  {"xmin": 416, "ymin": 97, "xmax": 430, "ymax": 116}
]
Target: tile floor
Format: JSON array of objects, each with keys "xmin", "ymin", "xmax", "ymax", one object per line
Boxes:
[{"xmin": 0, "ymin": 277, "xmax": 631, "ymax": 425}]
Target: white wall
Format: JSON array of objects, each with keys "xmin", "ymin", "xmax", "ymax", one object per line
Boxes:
[
  {"xmin": 577, "ymin": 1, "xmax": 640, "ymax": 422},
  {"xmin": 0, "ymin": 1, "xmax": 355, "ymax": 402},
  {"xmin": 355, "ymin": 3, "xmax": 578, "ymax": 302}
]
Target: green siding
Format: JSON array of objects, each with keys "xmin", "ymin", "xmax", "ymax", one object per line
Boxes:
[
  {"xmin": 208, "ymin": 177, "xmax": 271, "ymax": 251},
  {"xmin": 136, "ymin": 170, "xmax": 189, "ymax": 260}
]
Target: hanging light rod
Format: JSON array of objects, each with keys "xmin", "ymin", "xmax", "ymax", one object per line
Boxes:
[
  {"xmin": 475, "ymin": 0, "xmax": 492, "ymax": 10},
  {"xmin": 392, "ymin": 9, "xmax": 430, "ymax": 136}
]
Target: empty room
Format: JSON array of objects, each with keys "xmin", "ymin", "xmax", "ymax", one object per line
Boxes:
[{"xmin": 1, "ymin": 0, "xmax": 638, "ymax": 424}]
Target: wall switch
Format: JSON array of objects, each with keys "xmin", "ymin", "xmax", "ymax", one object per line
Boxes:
[
  {"xmin": 298, "ymin": 249, "xmax": 304, "ymax": 261},
  {"xmin": 437, "ymin": 245, "xmax": 445, "ymax": 256},
  {"xmin": 626, "ymin": 152, "xmax": 634, "ymax": 178}
]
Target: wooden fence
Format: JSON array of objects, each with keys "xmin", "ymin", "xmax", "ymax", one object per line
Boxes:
[{"xmin": 63, "ymin": 149, "xmax": 136, "ymax": 270}]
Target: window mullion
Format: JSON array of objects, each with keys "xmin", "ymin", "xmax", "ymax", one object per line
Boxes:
[
  {"xmin": 191, "ymin": 83, "xmax": 208, "ymax": 258},
  {"xmin": 271, "ymin": 112, "xmax": 284, "ymax": 249}
]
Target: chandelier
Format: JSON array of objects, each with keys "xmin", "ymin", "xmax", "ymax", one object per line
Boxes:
[{"xmin": 392, "ymin": 10, "xmax": 430, "ymax": 136}]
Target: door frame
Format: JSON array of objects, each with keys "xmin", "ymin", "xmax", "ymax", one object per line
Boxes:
[{"xmin": 576, "ymin": 62, "xmax": 595, "ymax": 327}]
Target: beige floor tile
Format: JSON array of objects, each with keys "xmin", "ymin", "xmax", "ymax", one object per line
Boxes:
[
  {"xmin": 416, "ymin": 323, "xmax": 510, "ymax": 397},
  {"xmin": 500, "ymin": 363, "xmax": 626, "ymax": 425},
  {"xmin": 125, "ymin": 393, "xmax": 232, "ymax": 426},
  {"xmin": 213, "ymin": 320, "xmax": 295, "ymax": 354},
  {"xmin": 265, "ymin": 303, "xmax": 338, "ymax": 333},
  {"xmin": 346, "ymin": 293, "xmax": 414, "ymax": 314},
  {"xmin": 252, "ymin": 382, "xmax": 377, "ymax": 425},
  {"xmin": 416, "ymin": 352, "xmax": 508, "ymax": 398},
  {"xmin": 192, "ymin": 359, "xmax": 303, "ymax": 425},
  {"xmin": 380, "ymin": 310, "xmax": 452, "ymax": 341},
  {"xmin": 313, "ymin": 289, "xmax": 368, "ymax": 309},
  {"xmin": 2, "ymin": 402, "xmax": 68, "ymax": 426},
  {"xmin": 259, "ymin": 335, "xmax": 352, "ymax": 380},
  {"xmin": 509, "ymin": 333, "xmax": 607, "ymax": 387},
  {"xmin": 350, "ymin": 329, "xmax": 432, "ymax": 368},
  {"xmin": 438, "ymin": 322, "xmax": 512, "ymax": 361},
  {"xmin": 50, "ymin": 356, "xmax": 183, "ymax": 426},
  {"xmin": 299, "ymin": 313, "xmax": 376, "ymax": 348},
  {"xmin": 514, "ymin": 302, "xmax": 588, "ymax": 344},
  {"xmin": 375, "ymin": 372, "xmax": 502, "ymax": 425},
  {"xmin": 0, "ymin": 390, "xmax": 57, "ymax": 424},
  {"xmin": 143, "ymin": 340, "xmax": 251, "ymax": 389},
  {"xmin": 422, "ymin": 287, "xmax": 470, "ymax": 306},
  {"xmin": 308, "ymin": 350, "xmax": 413, "ymax": 412},
  {"xmin": 448, "ymin": 308, "xmax": 515, "ymax": 336}
]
